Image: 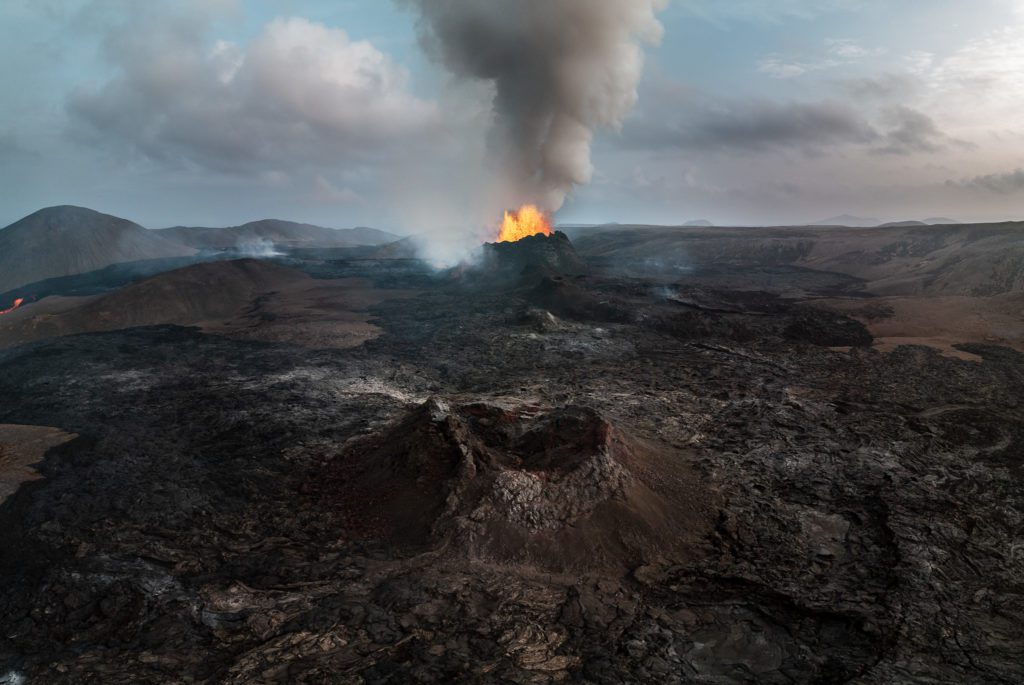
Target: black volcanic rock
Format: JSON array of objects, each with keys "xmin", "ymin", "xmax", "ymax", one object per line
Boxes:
[
  {"xmin": 784, "ymin": 308, "xmax": 874, "ymax": 347},
  {"xmin": 527, "ymin": 276, "xmax": 631, "ymax": 322},
  {"xmin": 0, "ymin": 206, "xmax": 195, "ymax": 294},
  {"xmin": 2, "ymin": 225, "xmax": 1024, "ymax": 683}
]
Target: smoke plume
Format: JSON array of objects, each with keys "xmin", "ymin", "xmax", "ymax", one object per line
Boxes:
[{"xmin": 400, "ymin": 0, "xmax": 665, "ymax": 213}]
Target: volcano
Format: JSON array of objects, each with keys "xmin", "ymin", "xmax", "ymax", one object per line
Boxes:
[
  {"xmin": 0, "ymin": 206, "xmax": 195, "ymax": 294},
  {"xmin": 479, "ymin": 230, "xmax": 588, "ymax": 284},
  {"xmin": 326, "ymin": 398, "xmax": 715, "ymax": 570}
]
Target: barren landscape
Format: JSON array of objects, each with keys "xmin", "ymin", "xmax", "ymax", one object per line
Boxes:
[
  {"xmin": 5, "ymin": 0, "xmax": 1024, "ymax": 681},
  {"xmin": 0, "ymin": 208, "xmax": 1022, "ymax": 683}
]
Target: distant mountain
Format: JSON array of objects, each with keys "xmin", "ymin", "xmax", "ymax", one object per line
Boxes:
[
  {"xmin": 810, "ymin": 215, "xmax": 882, "ymax": 227},
  {"xmin": 156, "ymin": 220, "xmax": 399, "ymax": 251},
  {"xmin": 879, "ymin": 220, "xmax": 929, "ymax": 228},
  {"xmin": 684, "ymin": 220, "xmax": 714, "ymax": 227},
  {"xmin": 924, "ymin": 218, "xmax": 960, "ymax": 225},
  {"xmin": 0, "ymin": 206, "xmax": 195, "ymax": 295}
]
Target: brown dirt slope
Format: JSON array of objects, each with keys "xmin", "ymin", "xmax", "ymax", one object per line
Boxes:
[
  {"xmin": 0, "ymin": 425, "xmax": 77, "ymax": 505},
  {"xmin": 0, "ymin": 259, "xmax": 415, "ymax": 350}
]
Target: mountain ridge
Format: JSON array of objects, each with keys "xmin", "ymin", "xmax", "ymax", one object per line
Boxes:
[
  {"xmin": 156, "ymin": 219, "xmax": 398, "ymax": 250},
  {"xmin": 0, "ymin": 206, "xmax": 195, "ymax": 295}
]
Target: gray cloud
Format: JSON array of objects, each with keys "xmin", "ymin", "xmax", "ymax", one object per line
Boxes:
[
  {"xmin": 67, "ymin": 4, "xmax": 440, "ymax": 176},
  {"xmin": 0, "ymin": 130, "xmax": 38, "ymax": 159},
  {"xmin": 693, "ymin": 101, "xmax": 879, "ymax": 151},
  {"xmin": 950, "ymin": 169, "xmax": 1024, "ymax": 194},
  {"xmin": 873, "ymin": 106, "xmax": 947, "ymax": 155},
  {"xmin": 836, "ymin": 73, "xmax": 920, "ymax": 100},
  {"xmin": 623, "ymin": 80, "xmax": 964, "ymax": 160},
  {"xmin": 624, "ymin": 89, "xmax": 880, "ymax": 153}
]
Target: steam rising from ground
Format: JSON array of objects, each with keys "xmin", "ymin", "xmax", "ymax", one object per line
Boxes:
[
  {"xmin": 400, "ymin": 0, "xmax": 665, "ymax": 213},
  {"xmin": 236, "ymin": 238, "xmax": 284, "ymax": 258}
]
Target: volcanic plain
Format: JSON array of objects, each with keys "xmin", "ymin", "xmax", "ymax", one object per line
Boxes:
[{"xmin": 1, "ymin": 212, "xmax": 1023, "ymax": 683}]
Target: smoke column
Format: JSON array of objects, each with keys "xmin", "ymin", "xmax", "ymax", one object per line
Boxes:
[{"xmin": 400, "ymin": 0, "xmax": 665, "ymax": 213}]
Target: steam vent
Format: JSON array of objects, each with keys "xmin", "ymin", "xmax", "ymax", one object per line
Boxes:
[{"xmin": 325, "ymin": 398, "xmax": 715, "ymax": 571}]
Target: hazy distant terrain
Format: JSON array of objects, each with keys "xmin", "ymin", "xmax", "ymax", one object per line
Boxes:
[
  {"xmin": 572, "ymin": 222, "xmax": 1024, "ymax": 297},
  {"xmin": 0, "ymin": 206, "xmax": 194, "ymax": 295},
  {"xmin": 157, "ymin": 220, "xmax": 398, "ymax": 251},
  {"xmin": 573, "ymin": 221, "xmax": 1024, "ymax": 357},
  {"xmin": 0, "ymin": 207, "xmax": 402, "ymax": 298}
]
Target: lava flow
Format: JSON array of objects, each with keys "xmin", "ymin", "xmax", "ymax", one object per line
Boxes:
[
  {"xmin": 497, "ymin": 204, "xmax": 553, "ymax": 243},
  {"xmin": 0, "ymin": 298, "xmax": 24, "ymax": 316}
]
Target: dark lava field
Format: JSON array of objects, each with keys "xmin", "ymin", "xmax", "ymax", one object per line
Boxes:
[{"xmin": 1, "ymin": 227, "xmax": 1023, "ymax": 683}]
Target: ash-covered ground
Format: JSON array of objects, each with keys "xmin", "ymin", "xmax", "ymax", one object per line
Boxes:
[{"xmin": 0, "ymin": 231, "xmax": 1022, "ymax": 683}]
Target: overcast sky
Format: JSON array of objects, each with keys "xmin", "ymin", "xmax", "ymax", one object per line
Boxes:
[{"xmin": 2, "ymin": 0, "xmax": 1024, "ymax": 230}]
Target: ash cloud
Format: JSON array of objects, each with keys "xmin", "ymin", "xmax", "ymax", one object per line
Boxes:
[
  {"xmin": 873, "ymin": 106, "xmax": 948, "ymax": 155},
  {"xmin": 951, "ymin": 169, "xmax": 1024, "ymax": 194},
  {"xmin": 399, "ymin": 0, "xmax": 665, "ymax": 213},
  {"xmin": 622, "ymin": 82, "xmax": 958, "ymax": 159},
  {"xmin": 624, "ymin": 91, "xmax": 880, "ymax": 153}
]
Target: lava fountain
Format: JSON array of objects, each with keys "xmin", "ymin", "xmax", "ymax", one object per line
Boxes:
[
  {"xmin": 497, "ymin": 205, "xmax": 553, "ymax": 243},
  {"xmin": 0, "ymin": 298, "xmax": 24, "ymax": 316}
]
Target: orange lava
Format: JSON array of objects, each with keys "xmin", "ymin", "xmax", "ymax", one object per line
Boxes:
[
  {"xmin": 0, "ymin": 298, "xmax": 24, "ymax": 316},
  {"xmin": 497, "ymin": 205, "xmax": 553, "ymax": 243}
]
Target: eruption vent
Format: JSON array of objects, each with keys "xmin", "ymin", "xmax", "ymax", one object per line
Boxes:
[
  {"xmin": 498, "ymin": 204, "xmax": 552, "ymax": 243},
  {"xmin": 402, "ymin": 0, "xmax": 664, "ymax": 212},
  {"xmin": 0, "ymin": 298, "xmax": 24, "ymax": 316}
]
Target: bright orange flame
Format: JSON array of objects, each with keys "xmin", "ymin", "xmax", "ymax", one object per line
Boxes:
[
  {"xmin": 497, "ymin": 204, "xmax": 553, "ymax": 243},
  {"xmin": 0, "ymin": 298, "xmax": 24, "ymax": 316}
]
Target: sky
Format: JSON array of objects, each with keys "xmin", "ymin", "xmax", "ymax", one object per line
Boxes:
[{"xmin": 2, "ymin": 0, "xmax": 1024, "ymax": 231}]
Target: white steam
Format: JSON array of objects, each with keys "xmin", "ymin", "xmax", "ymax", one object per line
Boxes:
[{"xmin": 236, "ymin": 238, "xmax": 283, "ymax": 258}]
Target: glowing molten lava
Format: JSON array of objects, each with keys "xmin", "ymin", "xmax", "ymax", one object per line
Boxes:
[
  {"xmin": 0, "ymin": 298, "xmax": 24, "ymax": 316},
  {"xmin": 498, "ymin": 204, "xmax": 553, "ymax": 243}
]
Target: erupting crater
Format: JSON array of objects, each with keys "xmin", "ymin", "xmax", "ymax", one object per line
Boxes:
[
  {"xmin": 497, "ymin": 204, "xmax": 553, "ymax": 243},
  {"xmin": 325, "ymin": 398, "xmax": 716, "ymax": 570}
]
